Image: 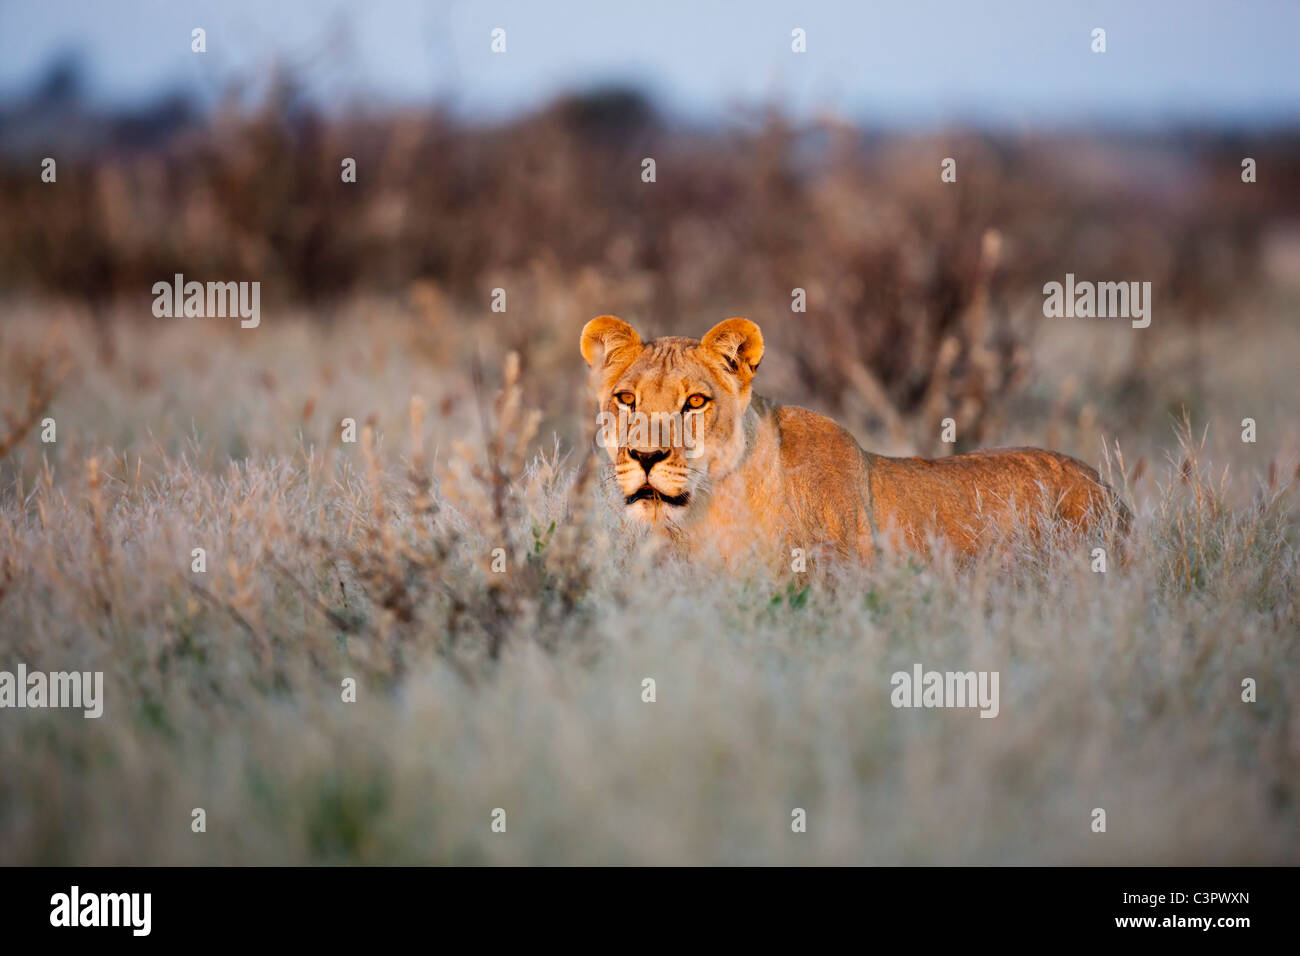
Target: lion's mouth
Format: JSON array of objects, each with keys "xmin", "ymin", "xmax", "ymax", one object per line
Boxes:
[{"xmin": 625, "ymin": 485, "xmax": 690, "ymax": 508}]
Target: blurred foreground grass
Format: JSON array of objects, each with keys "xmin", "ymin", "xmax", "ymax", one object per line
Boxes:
[{"xmin": 0, "ymin": 297, "xmax": 1296, "ymax": 864}]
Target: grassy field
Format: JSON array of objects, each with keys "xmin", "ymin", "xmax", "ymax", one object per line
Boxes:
[{"xmin": 0, "ymin": 292, "xmax": 1296, "ymax": 864}]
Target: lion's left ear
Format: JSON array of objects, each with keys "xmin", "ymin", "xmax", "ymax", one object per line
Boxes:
[
  {"xmin": 581, "ymin": 315, "xmax": 642, "ymax": 369},
  {"xmin": 701, "ymin": 318, "xmax": 763, "ymax": 381}
]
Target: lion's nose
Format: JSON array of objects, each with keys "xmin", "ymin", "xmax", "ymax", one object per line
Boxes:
[{"xmin": 628, "ymin": 448, "xmax": 669, "ymax": 474}]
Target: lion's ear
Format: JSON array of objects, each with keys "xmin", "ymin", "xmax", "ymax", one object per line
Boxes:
[
  {"xmin": 701, "ymin": 318, "xmax": 763, "ymax": 381},
  {"xmin": 580, "ymin": 315, "xmax": 642, "ymax": 368}
]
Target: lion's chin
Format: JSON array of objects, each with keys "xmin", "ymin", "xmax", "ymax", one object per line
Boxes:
[
  {"xmin": 624, "ymin": 495, "xmax": 689, "ymax": 524},
  {"xmin": 624, "ymin": 484, "xmax": 690, "ymax": 507}
]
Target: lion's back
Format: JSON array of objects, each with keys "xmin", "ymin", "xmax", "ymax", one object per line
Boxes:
[{"xmin": 872, "ymin": 446, "xmax": 1126, "ymax": 551}]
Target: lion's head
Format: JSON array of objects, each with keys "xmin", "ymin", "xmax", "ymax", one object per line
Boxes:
[{"xmin": 580, "ymin": 315, "xmax": 764, "ymax": 527}]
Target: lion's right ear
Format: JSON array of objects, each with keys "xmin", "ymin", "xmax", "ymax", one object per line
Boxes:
[
  {"xmin": 701, "ymin": 317, "xmax": 763, "ymax": 382},
  {"xmin": 580, "ymin": 315, "xmax": 642, "ymax": 368}
]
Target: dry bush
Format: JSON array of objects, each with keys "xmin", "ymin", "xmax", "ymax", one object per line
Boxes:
[
  {"xmin": 4, "ymin": 86, "xmax": 1299, "ymax": 443},
  {"xmin": 0, "ymin": 331, "xmax": 69, "ymax": 462}
]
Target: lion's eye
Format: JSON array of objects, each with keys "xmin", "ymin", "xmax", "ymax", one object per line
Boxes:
[
  {"xmin": 685, "ymin": 393, "xmax": 710, "ymax": 410},
  {"xmin": 615, "ymin": 391, "xmax": 636, "ymax": 408}
]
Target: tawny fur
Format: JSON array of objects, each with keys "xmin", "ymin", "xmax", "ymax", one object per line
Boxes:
[{"xmin": 581, "ymin": 315, "xmax": 1128, "ymax": 567}]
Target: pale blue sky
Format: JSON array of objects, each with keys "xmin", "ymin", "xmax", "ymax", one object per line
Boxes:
[{"xmin": 2, "ymin": 0, "xmax": 1298, "ymax": 125}]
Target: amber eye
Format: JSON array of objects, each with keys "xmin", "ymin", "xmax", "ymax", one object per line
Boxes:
[
  {"xmin": 614, "ymin": 391, "xmax": 636, "ymax": 408},
  {"xmin": 685, "ymin": 393, "xmax": 710, "ymax": 410}
]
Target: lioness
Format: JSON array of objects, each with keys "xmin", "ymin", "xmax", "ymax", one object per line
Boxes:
[{"xmin": 581, "ymin": 315, "xmax": 1128, "ymax": 566}]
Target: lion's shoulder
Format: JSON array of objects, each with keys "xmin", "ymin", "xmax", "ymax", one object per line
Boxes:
[{"xmin": 759, "ymin": 400, "xmax": 866, "ymax": 463}]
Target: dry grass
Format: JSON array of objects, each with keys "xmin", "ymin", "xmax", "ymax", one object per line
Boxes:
[{"xmin": 0, "ymin": 298, "xmax": 1296, "ymax": 865}]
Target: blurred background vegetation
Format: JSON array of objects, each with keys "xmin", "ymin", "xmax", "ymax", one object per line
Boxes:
[{"xmin": 4, "ymin": 65, "xmax": 1300, "ymax": 457}]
